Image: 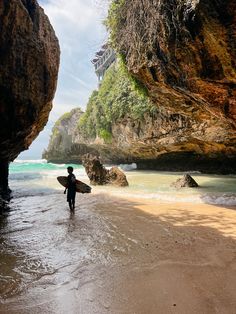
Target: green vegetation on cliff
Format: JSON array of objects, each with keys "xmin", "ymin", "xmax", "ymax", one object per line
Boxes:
[
  {"xmin": 106, "ymin": 0, "xmax": 149, "ymax": 96},
  {"xmin": 78, "ymin": 63, "xmax": 155, "ymax": 142},
  {"xmin": 105, "ymin": 0, "xmax": 125, "ymax": 46}
]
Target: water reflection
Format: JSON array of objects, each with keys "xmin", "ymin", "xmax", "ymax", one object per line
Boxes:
[{"xmin": 1, "ymin": 185, "xmax": 236, "ymax": 313}]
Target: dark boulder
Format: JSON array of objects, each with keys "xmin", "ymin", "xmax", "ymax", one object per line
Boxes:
[
  {"xmin": 171, "ymin": 174, "xmax": 199, "ymax": 188},
  {"xmin": 82, "ymin": 154, "xmax": 128, "ymax": 187},
  {"xmin": 82, "ymin": 154, "xmax": 108, "ymax": 185},
  {"xmin": 107, "ymin": 167, "xmax": 129, "ymax": 187}
]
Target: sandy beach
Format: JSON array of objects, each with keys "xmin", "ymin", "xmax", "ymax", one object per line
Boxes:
[
  {"xmin": 1, "ymin": 0, "xmax": 236, "ymax": 313},
  {"xmin": 1, "ymin": 191, "xmax": 236, "ymax": 314}
]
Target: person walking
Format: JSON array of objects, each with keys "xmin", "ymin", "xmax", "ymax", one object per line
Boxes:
[{"xmin": 64, "ymin": 166, "xmax": 76, "ymax": 212}]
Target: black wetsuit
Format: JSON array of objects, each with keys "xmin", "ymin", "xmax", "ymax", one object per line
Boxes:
[{"xmin": 67, "ymin": 174, "xmax": 76, "ymax": 209}]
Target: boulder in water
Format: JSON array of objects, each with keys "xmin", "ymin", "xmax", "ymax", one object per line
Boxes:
[
  {"xmin": 82, "ymin": 154, "xmax": 108, "ymax": 185},
  {"xmin": 82, "ymin": 154, "xmax": 128, "ymax": 187},
  {"xmin": 171, "ymin": 174, "xmax": 199, "ymax": 188},
  {"xmin": 108, "ymin": 167, "xmax": 129, "ymax": 187}
]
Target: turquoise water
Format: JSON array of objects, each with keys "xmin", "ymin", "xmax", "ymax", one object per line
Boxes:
[
  {"xmin": 10, "ymin": 159, "xmax": 82, "ymax": 173},
  {"xmin": 9, "ymin": 160, "xmax": 236, "ymax": 205},
  {"xmin": 2, "ymin": 163, "xmax": 235, "ymax": 313}
]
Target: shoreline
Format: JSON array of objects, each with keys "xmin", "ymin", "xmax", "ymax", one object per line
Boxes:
[{"xmin": 1, "ymin": 193, "xmax": 236, "ymax": 313}]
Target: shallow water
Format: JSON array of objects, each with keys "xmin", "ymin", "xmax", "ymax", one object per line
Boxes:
[
  {"xmin": 9, "ymin": 160, "xmax": 236, "ymax": 205},
  {"xmin": 0, "ymin": 160, "xmax": 235, "ymax": 313}
]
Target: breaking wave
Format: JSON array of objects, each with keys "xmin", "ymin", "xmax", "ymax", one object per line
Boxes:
[
  {"xmin": 8, "ymin": 160, "xmax": 236, "ymax": 206},
  {"xmin": 9, "ymin": 172, "xmax": 43, "ymax": 181}
]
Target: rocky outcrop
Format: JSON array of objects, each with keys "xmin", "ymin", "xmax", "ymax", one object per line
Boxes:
[
  {"xmin": 44, "ymin": 1, "xmax": 236, "ymax": 174},
  {"xmin": 43, "ymin": 108, "xmax": 84, "ymax": 162},
  {"xmin": 105, "ymin": 0, "xmax": 236, "ymax": 169},
  {"xmin": 0, "ymin": 0, "xmax": 60, "ymax": 196},
  {"xmin": 82, "ymin": 154, "xmax": 128, "ymax": 186},
  {"xmin": 171, "ymin": 174, "xmax": 199, "ymax": 188},
  {"xmin": 108, "ymin": 167, "xmax": 129, "ymax": 187},
  {"xmin": 82, "ymin": 154, "xmax": 108, "ymax": 185},
  {"xmin": 110, "ymin": 0, "xmax": 236, "ymax": 123},
  {"xmin": 44, "ymin": 106, "xmax": 236, "ymax": 174}
]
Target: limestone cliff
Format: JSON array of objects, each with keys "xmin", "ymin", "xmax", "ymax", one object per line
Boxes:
[
  {"xmin": 0, "ymin": 0, "xmax": 60, "ymax": 195},
  {"xmin": 45, "ymin": 54, "xmax": 235, "ymax": 173},
  {"xmin": 45, "ymin": 105, "xmax": 236, "ymax": 173},
  {"xmin": 43, "ymin": 108, "xmax": 86, "ymax": 163},
  {"xmin": 105, "ymin": 0, "xmax": 236, "ymax": 166}
]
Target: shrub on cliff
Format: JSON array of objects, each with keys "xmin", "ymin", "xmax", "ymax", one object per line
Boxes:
[{"xmin": 78, "ymin": 62, "xmax": 155, "ymax": 141}]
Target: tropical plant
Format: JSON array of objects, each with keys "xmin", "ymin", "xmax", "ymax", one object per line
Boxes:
[{"xmin": 77, "ymin": 62, "xmax": 155, "ymax": 140}]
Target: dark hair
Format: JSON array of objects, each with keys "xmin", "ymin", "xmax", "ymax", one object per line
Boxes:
[{"xmin": 67, "ymin": 166, "xmax": 73, "ymax": 172}]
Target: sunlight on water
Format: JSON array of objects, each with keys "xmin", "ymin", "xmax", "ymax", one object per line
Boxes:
[
  {"xmin": 1, "ymin": 160, "xmax": 235, "ymax": 312},
  {"xmin": 9, "ymin": 160, "xmax": 236, "ymax": 205}
]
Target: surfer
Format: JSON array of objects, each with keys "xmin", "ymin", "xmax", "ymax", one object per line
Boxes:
[{"xmin": 64, "ymin": 166, "xmax": 76, "ymax": 211}]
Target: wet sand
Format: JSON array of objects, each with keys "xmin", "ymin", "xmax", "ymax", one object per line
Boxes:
[{"xmin": 0, "ymin": 193, "xmax": 236, "ymax": 313}]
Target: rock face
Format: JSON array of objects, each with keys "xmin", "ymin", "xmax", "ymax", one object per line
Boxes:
[
  {"xmin": 82, "ymin": 154, "xmax": 128, "ymax": 186},
  {"xmin": 43, "ymin": 108, "xmax": 85, "ymax": 163},
  {"xmin": 0, "ymin": 0, "xmax": 60, "ymax": 195},
  {"xmin": 82, "ymin": 155, "xmax": 108, "ymax": 185},
  {"xmin": 111, "ymin": 0, "xmax": 236, "ymax": 123},
  {"xmin": 106, "ymin": 0, "xmax": 236, "ymax": 168},
  {"xmin": 44, "ymin": 107, "xmax": 236, "ymax": 174},
  {"xmin": 108, "ymin": 167, "xmax": 129, "ymax": 187},
  {"xmin": 44, "ymin": 0, "xmax": 236, "ymax": 174},
  {"xmin": 171, "ymin": 174, "xmax": 199, "ymax": 188}
]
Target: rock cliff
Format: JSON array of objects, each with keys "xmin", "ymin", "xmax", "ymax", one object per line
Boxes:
[
  {"xmin": 43, "ymin": 108, "xmax": 86, "ymax": 163},
  {"xmin": 45, "ymin": 0, "xmax": 236, "ymax": 173},
  {"xmin": 45, "ymin": 55, "xmax": 235, "ymax": 173},
  {"xmin": 0, "ymin": 0, "xmax": 60, "ymax": 195},
  {"xmin": 45, "ymin": 105, "xmax": 236, "ymax": 173},
  {"xmin": 105, "ymin": 0, "xmax": 236, "ymax": 171}
]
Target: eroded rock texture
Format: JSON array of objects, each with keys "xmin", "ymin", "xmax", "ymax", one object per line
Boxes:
[
  {"xmin": 82, "ymin": 154, "xmax": 128, "ymax": 186},
  {"xmin": 45, "ymin": 107, "xmax": 236, "ymax": 174},
  {"xmin": 171, "ymin": 174, "xmax": 199, "ymax": 188},
  {"xmin": 110, "ymin": 0, "xmax": 236, "ymax": 161},
  {"xmin": 0, "ymin": 0, "xmax": 60, "ymax": 195},
  {"xmin": 44, "ymin": 0, "xmax": 236, "ymax": 174}
]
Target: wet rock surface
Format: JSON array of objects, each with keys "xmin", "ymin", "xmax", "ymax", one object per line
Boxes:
[
  {"xmin": 82, "ymin": 154, "xmax": 109, "ymax": 185},
  {"xmin": 0, "ymin": 0, "xmax": 60, "ymax": 194},
  {"xmin": 82, "ymin": 154, "xmax": 128, "ymax": 186},
  {"xmin": 107, "ymin": 167, "xmax": 129, "ymax": 187},
  {"xmin": 171, "ymin": 174, "xmax": 199, "ymax": 188}
]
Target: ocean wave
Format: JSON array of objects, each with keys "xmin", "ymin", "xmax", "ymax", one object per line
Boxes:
[
  {"xmin": 15, "ymin": 159, "xmax": 47, "ymax": 164},
  {"xmin": 9, "ymin": 172, "xmax": 43, "ymax": 181},
  {"xmin": 51, "ymin": 163, "xmax": 66, "ymax": 168},
  {"xmin": 119, "ymin": 163, "xmax": 137, "ymax": 171},
  {"xmin": 182, "ymin": 171, "xmax": 202, "ymax": 175},
  {"xmin": 201, "ymin": 194, "xmax": 236, "ymax": 206},
  {"xmin": 111, "ymin": 191, "xmax": 236, "ymax": 206}
]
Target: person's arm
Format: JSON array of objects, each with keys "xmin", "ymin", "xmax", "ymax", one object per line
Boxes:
[
  {"xmin": 64, "ymin": 175, "xmax": 70, "ymax": 194},
  {"xmin": 71, "ymin": 174, "xmax": 76, "ymax": 183}
]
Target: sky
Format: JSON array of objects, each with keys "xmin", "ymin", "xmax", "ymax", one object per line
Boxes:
[{"xmin": 19, "ymin": 0, "xmax": 108, "ymax": 159}]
